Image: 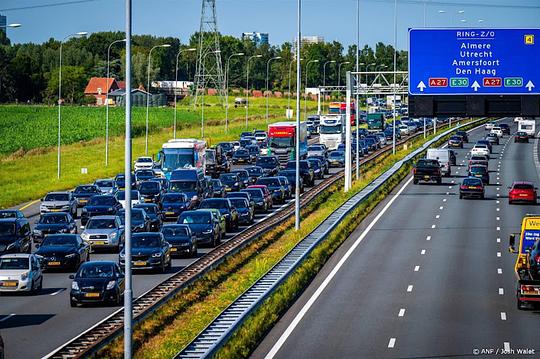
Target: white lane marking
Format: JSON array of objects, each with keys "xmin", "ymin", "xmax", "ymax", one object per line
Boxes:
[
  {"xmin": 443, "ymin": 198, "xmax": 447, "ymax": 202},
  {"xmin": 426, "ymin": 236, "xmax": 431, "ymax": 241},
  {"xmin": 414, "ymin": 265, "xmax": 420, "ymax": 272},
  {"xmin": 263, "ymin": 176, "xmax": 414, "ymax": 359},
  {"xmin": 497, "ymin": 193, "xmax": 500, "ymax": 197},
  {"xmin": 388, "ymin": 338, "xmax": 396, "ymax": 348},
  {"xmin": 497, "ymin": 238, "xmax": 501, "ymax": 243},
  {"xmin": 496, "ymin": 200, "xmax": 500, "ymax": 204},
  {"xmin": 501, "ymin": 312, "xmax": 507, "ymax": 321},
  {"xmin": 504, "ymin": 342, "xmax": 511, "ymax": 352},
  {"xmin": 398, "ymin": 309, "xmax": 405, "ymax": 317},
  {"xmin": 496, "ymin": 208, "xmax": 500, "ymax": 212},
  {"xmin": 431, "ymin": 224, "xmax": 436, "ymax": 229},
  {"xmin": 436, "ymin": 215, "xmax": 440, "ymax": 219},
  {"xmin": 448, "ymin": 186, "xmax": 452, "ymax": 189},
  {"xmin": 407, "ymin": 285, "xmax": 414, "ymax": 292},
  {"xmin": 497, "ymin": 226, "xmax": 501, "ymax": 231},
  {"xmin": 499, "ymin": 288, "xmax": 504, "ymax": 295},
  {"xmin": 497, "ymin": 177, "xmax": 500, "ymax": 180},
  {"xmin": 497, "ymin": 252, "xmax": 501, "ymax": 257},
  {"xmin": 496, "ymin": 217, "xmax": 500, "ymax": 221},
  {"xmin": 50, "ymin": 288, "xmax": 65, "ymax": 296},
  {"xmin": 498, "ymin": 268, "xmax": 503, "ymax": 274},
  {"xmin": 439, "ymin": 206, "xmax": 444, "ymax": 210},
  {"xmin": 446, "ymin": 192, "xmax": 450, "ymax": 195},
  {"xmin": 451, "ymin": 180, "xmax": 455, "ymax": 184},
  {"xmin": 0, "ymin": 314, "xmax": 15, "ymax": 322},
  {"xmin": 421, "ymin": 249, "xmax": 426, "ymax": 255},
  {"xmin": 496, "ymin": 187, "xmax": 500, "ymax": 191},
  {"xmin": 497, "ymin": 182, "xmax": 500, "ymax": 185}
]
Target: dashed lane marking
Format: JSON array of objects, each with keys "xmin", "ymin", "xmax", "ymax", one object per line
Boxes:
[
  {"xmin": 498, "ymin": 268, "xmax": 503, "ymax": 274},
  {"xmin": 497, "ymin": 238, "xmax": 501, "ymax": 243},
  {"xmin": 499, "ymin": 288, "xmax": 504, "ymax": 295},
  {"xmin": 436, "ymin": 215, "xmax": 440, "ymax": 219},
  {"xmin": 398, "ymin": 309, "xmax": 405, "ymax": 317},
  {"xmin": 407, "ymin": 285, "xmax": 413, "ymax": 292},
  {"xmin": 414, "ymin": 265, "xmax": 420, "ymax": 272},
  {"xmin": 431, "ymin": 224, "xmax": 436, "ymax": 229},
  {"xmin": 388, "ymin": 338, "xmax": 396, "ymax": 348},
  {"xmin": 497, "ymin": 252, "xmax": 501, "ymax": 257},
  {"xmin": 501, "ymin": 312, "xmax": 507, "ymax": 321},
  {"xmin": 426, "ymin": 236, "xmax": 431, "ymax": 241},
  {"xmin": 421, "ymin": 249, "xmax": 426, "ymax": 255},
  {"xmin": 439, "ymin": 206, "xmax": 444, "ymax": 210}
]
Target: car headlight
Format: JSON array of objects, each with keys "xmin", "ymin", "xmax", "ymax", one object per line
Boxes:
[
  {"xmin": 192, "ymin": 195, "xmax": 198, "ymax": 201},
  {"xmin": 81, "ymin": 233, "xmax": 89, "ymax": 240},
  {"xmin": 62, "ymin": 228, "xmax": 70, "ymax": 233},
  {"xmin": 109, "ymin": 232, "xmax": 118, "ymax": 239},
  {"xmin": 65, "ymin": 253, "xmax": 77, "ymax": 258},
  {"xmin": 21, "ymin": 272, "xmax": 29, "ymax": 281},
  {"xmin": 6, "ymin": 242, "xmax": 16, "ymax": 250},
  {"xmin": 202, "ymin": 230, "xmax": 213, "ymax": 234},
  {"xmin": 234, "ymin": 182, "xmax": 239, "ymax": 186},
  {"xmin": 108, "ymin": 207, "xmax": 114, "ymax": 211},
  {"xmin": 119, "ymin": 252, "xmax": 125, "ymax": 258},
  {"xmin": 71, "ymin": 281, "xmax": 79, "ymax": 290},
  {"xmin": 33, "ymin": 229, "xmax": 42, "ymax": 235},
  {"xmin": 152, "ymin": 252, "xmax": 162, "ymax": 258},
  {"xmin": 106, "ymin": 280, "xmax": 116, "ymax": 290}
]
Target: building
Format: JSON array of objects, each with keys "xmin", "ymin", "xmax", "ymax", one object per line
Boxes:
[
  {"xmin": 84, "ymin": 77, "xmax": 120, "ymax": 106},
  {"xmin": 0, "ymin": 14, "xmax": 6, "ymax": 35},
  {"xmin": 301, "ymin": 36, "xmax": 324, "ymax": 45},
  {"xmin": 242, "ymin": 32, "xmax": 269, "ymax": 46},
  {"xmin": 109, "ymin": 88, "xmax": 167, "ymax": 107}
]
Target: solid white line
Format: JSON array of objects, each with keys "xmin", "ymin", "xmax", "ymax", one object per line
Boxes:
[
  {"xmin": 499, "ymin": 288, "xmax": 504, "ymax": 295},
  {"xmin": 414, "ymin": 265, "xmax": 420, "ymax": 272},
  {"xmin": 426, "ymin": 236, "xmax": 431, "ymax": 241},
  {"xmin": 498, "ymin": 268, "xmax": 503, "ymax": 274},
  {"xmin": 263, "ymin": 176, "xmax": 414, "ymax": 359},
  {"xmin": 501, "ymin": 312, "xmax": 507, "ymax": 321},
  {"xmin": 388, "ymin": 338, "xmax": 396, "ymax": 348},
  {"xmin": 504, "ymin": 342, "xmax": 511, "ymax": 351},
  {"xmin": 0, "ymin": 314, "xmax": 14, "ymax": 322},
  {"xmin": 50, "ymin": 288, "xmax": 65, "ymax": 296},
  {"xmin": 421, "ymin": 249, "xmax": 426, "ymax": 255},
  {"xmin": 398, "ymin": 309, "xmax": 405, "ymax": 317},
  {"xmin": 407, "ymin": 285, "xmax": 413, "ymax": 292}
]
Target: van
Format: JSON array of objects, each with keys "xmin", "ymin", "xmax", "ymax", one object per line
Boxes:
[
  {"xmin": 426, "ymin": 149, "xmax": 451, "ymax": 176},
  {"xmin": 169, "ymin": 169, "xmax": 208, "ymax": 204},
  {"xmin": 518, "ymin": 119, "xmax": 536, "ymax": 138}
]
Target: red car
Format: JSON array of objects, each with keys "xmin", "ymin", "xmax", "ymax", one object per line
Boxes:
[{"xmin": 508, "ymin": 181, "xmax": 537, "ymax": 204}]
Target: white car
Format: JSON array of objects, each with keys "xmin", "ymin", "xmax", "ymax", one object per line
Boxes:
[
  {"xmin": 115, "ymin": 190, "xmax": 141, "ymax": 208},
  {"xmin": 134, "ymin": 156, "xmax": 154, "ymax": 171},
  {"xmin": 399, "ymin": 124, "xmax": 410, "ymax": 135},
  {"xmin": 0, "ymin": 254, "xmax": 43, "ymax": 293},
  {"xmin": 490, "ymin": 127, "xmax": 503, "ymax": 137},
  {"xmin": 471, "ymin": 144, "xmax": 490, "ymax": 158},
  {"xmin": 485, "ymin": 122, "xmax": 496, "ymax": 131}
]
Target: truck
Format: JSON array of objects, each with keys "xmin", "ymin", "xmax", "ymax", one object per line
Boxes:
[
  {"xmin": 412, "ymin": 159, "xmax": 442, "ymax": 185},
  {"xmin": 367, "ymin": 113, "xmax": 385, "ymax": 132},
  {"xmin": 205, "ymin": 148, "xmax": 229, "ymax": 178},
  {"xmin": 328, "ymin": 102, "xmax": 356, "ymax": 126},
  {"xmin": 518, "ymin": 119, "xmax": 536, "ymax": 137},
  {"xmin": 508, "ymin": 215, "xmax": 540, "ymax": 309},
  {"xmin": 267, "ymin": 122, "xmax": 308, "ymax": 164},
  {"xmin": 158, "ymin": 139, "xmax": 206, "ymax": 179},
  {"xmin": 319, "ymin": 114, "xmax": 345, "ymax": 150}
]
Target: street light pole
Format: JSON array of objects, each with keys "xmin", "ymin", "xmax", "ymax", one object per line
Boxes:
[
  {"xmin": 245, "ymin": 54, "xmax": 262, "ymax": 130},
  {"xmin": 225, "ymin": 52, "xmax": 244, "ymax": 132},
  {"xmin": 265, "ymin": 56, "xmax": 282, "ymax": 124},
  {"xmin": 105, "ymin": 38, "xmax": 126, "ymax": 167},
  {"xmin": 288, "ymin": 57, "xmax": 303, "ymax": 113},
  {"xmin": 304, "ymin": 59, "xmax": 319, "ymax": 120},
  {"xmin": 323, "ymin": 60, "xmax": 335, "ymax": 114},
  {"xmin": 355, "ymin": 0, "xmax": 360, "ymax": 180},
  {"xmin": 145, "ymin": 43, "xmax": 171, "ymax": 155},
  {"xmin": 57, "ymin": 31, "xmax": 87, "ymax": 179},
  {"xmin": 337, "ymin": 61, "xmax": 350, "ymax": 87},
  {"xmin": 392, "ymin": 0, "xmax": 398, "ymax": 155},
  {"xmin": 295, "ymin": 0, "xmax": 301, "ymax": 231},
  {"xmin": 174, "ymin": 47, "xmax": 196, "ymax": 139}
]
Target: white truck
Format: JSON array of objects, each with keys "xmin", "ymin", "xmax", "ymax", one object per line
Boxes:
[
  {"xmin": 319, "ymin": 114, "xmax": 345, "ymax": 150},
  {"xmin": 518, "ymin": 119, "xmax": 536, "ymax": 137},
  {"xmin": 426, "ymin": 149, "xmax": 452, "ymax": 177}
]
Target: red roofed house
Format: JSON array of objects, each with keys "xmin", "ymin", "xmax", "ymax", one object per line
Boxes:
[{"xmin": 84, "ymin": 77, "xmax": 120, "ymax": 106}]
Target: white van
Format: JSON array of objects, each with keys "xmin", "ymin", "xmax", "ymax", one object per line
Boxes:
[
  {"xmin": 426, "ymin": 149, "xmax": 451, "ymax": 176},
  {"xmin": 518, "ymin": 119, "xmax": 536, "ymax": 137}
]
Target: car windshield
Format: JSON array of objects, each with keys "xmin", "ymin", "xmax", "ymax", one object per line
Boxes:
[
  {"xmin": 137, "ymin": 205, "xmax": 157, "ymax": 214},
  {"xmin": 475, "ymin": 145, "xmax": 488, "ymax": 149},
  {"xmin": 88, "ymin": 196, "xmax": 116, "ymax": 206},
  {"xmin": 513, "ymin": 184, "xmax": 534, "ymax": 190},
  {"xmin": 139, "ymin": 182, "xmax": 160, "ymax": 193},
  {"xmin": 44, "ymin": 193, "xmax": 69, "ymax": 201},
  {"xmin": 42, "ymin": 236, "xmax": 77, "ymax": 247},
  {"xmin": 118, "ymin": 210, "xmax": 144, "ymax": 221},
  {"xmin": 257, "ymin": 178, "xmax": 280, "ymax": 186},
  {"xmin": 450, "ymin": 136, "xmax": 461, "ymax": 141},
  {"xmin": 137, "ymin": 157, "xmax": 153, "ymax": 163},
  {"xmin": 200, "ymin": 200, "xmax": 228, "ymax": 209},
  {"xmin": 308, "ymin": 146, "xmax": 323, "ymax": 151},
  {"xmin": 269, "ymin": 137, "xmax": 293, "ymax": 148},
  {"xmin": 229, "ymin": 198, "xmax": 248, "ymax": 208},
  {"xmin": 169, "ymin": 181, "xmax": 196, "ymax": 192},
  {"xmin": 95, "ymin": 180, "xmax": 114, "ymax": 188},
  {"xmin": 205, "ymin": 151, "xmax": 216, "ymax": 161},
  {"xmin": 116, "ymin": 191, "xmax": 139, "ymax": 200},
  {"xmin": 320, "ymin": 125, "xmax": 342, "ymax": 134},
  {"xmin": 0, "ymin": 257, "xmax": 29, "ymax": 270},
  {"xmin": 75, "ymin": 186, "xmax": 96, "ymax": 193},
  {"xmin": 0, "ymin": 223, "xmax": 16, "ymax": 235},
  {"xmin": 211, "ymin": 180, "xmax": 222, "ymax": 187},
  {"xmin": 247, "ymin": 146, "xmax": 259, "ymax": 153},
  {"xmin": 132, "ymin": 235, "xmax": 161, "ymax": 247},
  {"xmin": 136, "ymin": 170, "xmax": 154, "ymax": 178},
  {"xmin": 39, "ymin": 214, "xmax": 68, "ymax": 224},
  {"xmin": 77, "ymin": 263, "xmax": 115, "ymax": 278},
  {"xmin": 329, "ymin": 152, "xmax": 344, "ymax": 158},
  {"xmin": 162, "ymin": 226, "xmax": 189, "ymax": 237},
  {"xmin": 162, "ymin": 194, "xmax": 186, "ymax": 203},
  {"xmin": 417, "ymin": 160, "xmax": 439, "ymax": 168},
  {"xmin": 0, "ymin": 211, "xmax": 17, "ymax": 219},
  {"xmin": 232, "ymin": 171, "xmax": 248, "ymax": 179},
  {"xmin": 219, "ymin": 143, "xmax": 233, "ymax": 150},
  {"xmin": 235, "ymin": 149, "xmax": 249, "ymax": 156},
  {"xmin": 180, "ymin": 213, "xmax": 211, "ymax": 224},
  {"xmin": 86, "ymin": 218, "xmax": 116, "ymax": 229},
  {"xmin": 463, "ymin": 179, "xmax": 482, "ymax": 186},
  {"xmin": 220, "ymin": 174, "xmax": 238, "ymax": 182},
  {"xmin": 257, "ymin": 157, "xmax": 278, "ymax": 165},
  {"xmin": 244, "ymin": 189, "xmax": 263, "ymax": 198},
  {"xmin": 470, "ymin": 167, "xmax": 487, "ymax": 174}
]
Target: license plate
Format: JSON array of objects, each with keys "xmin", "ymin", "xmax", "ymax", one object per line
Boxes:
[
  {"xmin": 468, "ymin": 186, "xmax": 479, "ymax": 189},
  {"xmin": 424, "ymin": 175, "xmax": 430, "ymax": 180},
  {"xmin": 165, "ymin": 212, "xmax": 175, "ymax": 215},
  {"xmin": 84, "ymin": 292, "xmax": 100, "ymax": 298},
  {"xmin": 92, "ymin": 241, "xmax": 106, "ymax": 245},
  {"xmin": 145, "ymin": 199, "xmax": 152, "ymax": 203},
  {"xmin": 0, "ymin": 281, "xmax": 17, "ymax": 287},
  {"xmin": 475, "ymin": 174, "xmax": 482, "ymax": 177},
  {"xmin": 50, "ymin": 209, "xmax": 61, "ymax": 212},
  {"xmin": 225, "ymin": 188, "xmax": 231, "ymax": 192},
  {"xmin": 170, "ymin": 248, "xmax": 177, "ymax": 252},
  {"xmin": 80, "ymin": 199, "xmax": 87, "ymax": 203},
  {"xmin": 134, "ymin": 261, "xmax": 147, "ymax": 266},
  {"xmin": 48, "ymin": 261, "xmax": 61, "ymax": 266}
]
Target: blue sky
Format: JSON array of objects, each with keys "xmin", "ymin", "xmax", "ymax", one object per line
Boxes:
[{"xmin": 2, "ymin": 0, "xmax": 540, "ymax": 50}]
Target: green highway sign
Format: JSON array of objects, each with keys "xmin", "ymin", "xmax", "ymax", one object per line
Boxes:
[
  {"xmin": 450, "ymin": 78, "xmax": 469, "ymax": 87},
  {"xmin": 504, "ymin": 77, "xmax": 523, "ymax": 87}
]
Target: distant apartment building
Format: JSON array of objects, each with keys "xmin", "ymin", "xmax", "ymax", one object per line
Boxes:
[
  {"xmin": 242, "ymin": 32, "xmax": 269, "ymax": 46},
  {"xmin": 301, "ymin": 36, "xmax": 324, "ymax": 45},
  {"xmin": 0, "ymin": 14, "xmax": 7, "ymax": 34}
]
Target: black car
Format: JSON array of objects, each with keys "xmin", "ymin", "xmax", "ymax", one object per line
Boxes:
[
  {"xmin": 307, "ymin": 158, "xmax": 324, "ymax": 180},
  {"xmin": 80, "ymin": 195, "xmax": 122, "ymax": 226},
  {"xmin": 118, "ymin": 208, "xmax": 151, "ymax": 232},
  {"xmin": 308, "ymin": 155, "xmax": 329, "ymax": 174},
  {"xmin": 448, "ymin": 135, "xmax": 464, "ymax": 148},
  {"xmin": 468, "ymin": 165, "xmax": 490, "ymax": 185},
  {"xmin": 217, "ymin": 142, "xmax": 234, "ymax": 157},
  {"xmin": 499, "ymin": 123, "xmax": 511, "ymax": 135},
  {"xmin": 134, "ymin": 204, "xmax": 163, "ymax": 231},
  {"xmin": 114, "ymin": 173, "xmax": 136, "ymax": 190},
  {"xmin": 241, "ymin": 188, "xmax": 268, "ymax": 213},
  {"xmin": 135, "ymin": 169, "xmax": 155, "ymax": 184},
  {"xmin": 138, "ymin": 180, "xmax": 164, "ymax": 204},
  {"xmin": 459, "ymin": 177, "xmax": 485, "ymax": 199},
  {"xmin": 220, "ymin": 173, "xmax": 241, "ymax": 192},
  {"xmin": 232, "ymin": 148, "xmax": 251, "ymax": 164},
  {"xmin": 456, "ymin": 130, "xmax": 469, "ymax": 142},
  {"xmin": 276, "ymin": 176, "xmax": 293, "ymax": 199},
  {"xmin": 246, "ymin": 145, "xmax": 260, "ymax": 163},
  {"xmin": 33, "ymin": 212, "xmax": 77, "ymax": 243},
  {"xmin": 0, "ymin": 218, "xmax": 32, "ymax": 254},
  {"xmin": 119, "ymin": 232, "xmax": 171, "ymax": 272},
  {"xmin": 228, "ymin": 197, "xmax": 254, "ymax": 225},
  {"xmin": 36, "ymin": 234, "xmax": 90, "ymax": 270},
  {"xmin": 199, "ymin": 198, "xmax": 239, "ymax": 231},
  {"xmin": 178, "ymin": 210, "xmax": 221, "ymax": 247},
  {"xmin": 160, "ymin": 192, "xmax": 192, "ymax": 221},
  {"xmin": 69, "ymin": 261, "xmax": 125, "ymax": 307},
  {"xmin": 161, "ymin": 224, "xmax": 197, "ymax": 257},
  {"xmin": 256, "ymin": 156, "xmax": 281, "ymax": 176},
  {"xmin": 226, "ymin": 192, "xmax": 255, "ymax": 211},
  {"xmin": 231, "ymin": 169, "xmax": 250, "ymax": 188},
  {"xmin": 255, "ymin": 177, "xmax": 287, "ymax": 204},
  {"xmin": 286, "ymin": 160, "xmax": 315, "ymax": 187},
  {"xmin": 73, "ymin": 185, "xmax": 102, "ymax": 207},
  {"xmin": 210, "ymin": 179, "xmax": 226, "ymax": 198},
  {"xmin": 277, "ymin": 170, "xmax": 304, "ymax": 194},
  {"xmin": 245, "ymin": 166, "xmax": 265, "ymax": 184},
  {"xmin": 515, "ymin": 131, "xmax": 529, "ymax": 143}
]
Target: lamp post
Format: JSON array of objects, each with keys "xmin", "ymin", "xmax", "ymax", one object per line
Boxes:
[
  {"xmin": 392, "ymin": 0, "xmax": 397, "ymax": 155},
  {"xmin": 323, "ymin": 60, "xmax": 335, "ymax": 113},
  {"xmin": 0, "ymin": 23, "xmax": 21, "ymax": 95},
  {"xmin": 225, "ymin": 52, "xmax": 245, "ymax": 132},
  {"xmin": 57, "ymin": 31, "xmax": 87, "ymax": 179},
  {"xmin": 288, "ymin": 57, "xmax": 303, "ymax": 112},
  {"xmin": 105, "ymin": 38, "xmax": 126, "ymax": 167},
  {"xmin": 304, "ymin": 59, "xmax": 319, "ymax": 120},
  {"xmin": 245, "ymin": 54, "xmax": 262, "ymax": 129},
  {"xmin": 265, "ymin": 56, "xmax": 282, "ymax": 124},
  {"xmin": 173, "ymin": 47, "xmax": 196, "ymax": 139},
  {"xmin": 201, "ymin": 50, "xmax": 221, "ymax": 138},
  {"xmin": 337, "ymin": 61, "xmax": 350, "ymax": 87},
  {"xmin": 145, "ymin": 43, "xmax": 171, "ymax": 155},
  {"xmin": 295, "ymin": 0, "xmax": 301, "ymax": 231},
  {"xmin": 355, "ymin": 0, "xmax": 360, "ymax": 180}
]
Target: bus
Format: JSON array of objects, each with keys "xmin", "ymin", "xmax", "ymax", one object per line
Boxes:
[{"xmin": 158, "ymin": 139, "xmax": 206, "ymax": 179}]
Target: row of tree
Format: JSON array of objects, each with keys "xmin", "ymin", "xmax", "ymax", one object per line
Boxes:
[{"xmin": 0, "ymin": 31, "xmax": 408, "ymax": 104}]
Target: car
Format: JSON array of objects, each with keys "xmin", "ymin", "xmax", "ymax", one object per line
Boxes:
[
  {"xmin": 226, "ymin": 192, "xmax": 255, "ymax": 211},
  {"xmin": 115, "ymin": 190, "xmax": 141, "ymax": 209},
  {"xmin": 114, "ymin": 173, "xmax": 136, "ymax": 190},
  {"xmin": 119, "ymin": 232, "xmax": 171, "ymax": 272},
  {"xmin": 231, "ymin": 141, "xmax": 241, "ymax": 151},
  {"xmin": 459, "ymin": 177, "xmax": 485, "ymax": 199},
  {"xmin": 81, "ymin": 215, "xmax": 124, "ymax": 251},
  {"xmin": 476, "ymin": 139, "xmax": 492, "ymax": 153},
  {"xmin": 468, "ymin": 165, "xmax": 489, "ymax": 184},
  {"xmin": 40, "ymin": 191, "xmax": 77, "ymax": 217},
  {"xmin": 254, "ymin": 130, "xmax": 268, "ymax": 142},
  {"xmin": 448, "ymin": 135, "xmax": 464, "ymax": 148},
  {"xmin": 276, "ymin": 176, "xmax": 293, "ymax": 199},
  {"xmin": 471, "ymin": 144, "xmax": 490, "ymax": 158},
  {"xmin": 241, "ymin": 187, "xmax": 271, "ymax": 213},
  {"xmin": 328, "ymin": 150, "xmax": 345, "ymax": 168},
  {"xmin": 247, "ymin": 185, "xmax": 274, "ymax": 208},
  {"xmin": 307, "ymin": 144, "xmax": 327, "ymax": 158},
  {"xmin": 220, "ymin": 173, "xmax": 242, "ymax": 192},
  {"xmin": 0, "ymin": 253, "xmax": 43, "ymax": 293},
  {"xmin": 35, "ymin": 234, "xmax": 90, "ymax": 270},
  {"xmin": 33, "ymin": 212, "xmax": 77, "ymax": 243},
  {"xmin": 309, "ymin": 154, "xmax": 329, "ymax": 175},
  {"xmin": 161, "ymin": 224, "xmax": 197, "ymax": 257},
  {"xmin": 307, "ymin": 157, "xmax": 324, "ymax": 180},
  {"xmin": 0, "ymin": 218, "xmax": 32, "ymax": 255},
  {"xmin": 413, "ymin": 159, "xmax": 442, "ymax": 185},
  {"xmin": 205, "ymin": 208, "xmax": 227, "ymax": 237},
  {"xmin": 256, "ymin": 156, "xmax": 281, "ymax": 176},
  {"xmin": 245, "ymin": 166, "xmax": 265, "ymax": 184},
  {"xmin": 515, "ymin": 131, "xmax": 529, "ymax": 143},
  {"xmin": 485, "ymin": 122, "xmax": 496, "ymax": 130},
  {"xmin": 199, "ymin": 198, "xmax": 239, "ymax": 231},
  {"xmin": 468, "ymin": 155, "xmax": 489, "ymax": 170},
  {"xmin": 217, "ymin": 142, "xmax": 235, "ymax": 157},
  {"xmin": 455, "ymin": 130, "xmax": 469, "ymax": 143},
  {"xmin": 117, "ymin": 208, "xmax": 150, "ymax": 232},
  {"xmin": 138, "ymin": 180, "xmax": 164, "ymax": 204},
  {"xmin": 0, "ymin": 210, "xmax": 25, "ymax": 220},
  {"xmin": 485, "ymin": 133, "xmax": 500, "ymax": 145},
  {"xmin": 134, "ymin": 203, "xmax": 163, "ymax": 232},
  {"xmin": 210, "ymin": 179, "xmax": 226, "ymax": 198},
  {"xmin": 228, "ymin": 197, "xmax": 254, "ymax": 225},
  {"xmin": 255, "ymin": 177, "xmax": 287, "ymax": 204},
  {"xmin": 240, "ymin": 131, "xmax": 253, "ymax": 139},
  {"xmin": 69, "ymin": 261, "xmax": 125, "ymax": 307},
  {"xmin": 160, "ymin": 192, "xmax": 193, "ymax": 221},
  {"xmin": 232, "ymin": 148, "xmax": 251, "ymax": 164},
  {"xmin": 94, "ymin": 179, "xmax": 117, "ymax": 194},
  {"xmin": 178, "ymin": 210, "xmax": 221, "ymax": 247},
  {"xmin": 491, "ymin": 126, "xmax": 503, "ymax": 137},
  {"xmin": 231, "ymin": 169, "xmax": 251, "ymax": 188},
  {"xmin": 135, "ymin": 169, "xmax": 156, "ymax": 184},
  {"xmin": 240, "ymin": 137, "xmax": 257, "ymax": 148},
  {"xmin": 285, "ymin": 160, "xmax": 315, "ymax": 187},
  {"xmin": 508, "ymin": 182, "xmax": 537, "ymax": 204},
  {"xmin": 245, "ymin": 145, "xmax": 260, "ymax": 163},
  {"xmin": 277, "ymin": 169, "xmax": 304, "ymax": 194},
  {"xmin": 73, "ymin": 185, "xmax": 102, "ymax": 207},
  {"xmin": 499, "ymin": 123, "xmax": 511, "ymax": 135},
  {"xmin": 80, "ymin": 195, "xmax": 122, "ymax": 226},
  {"xmin": 134, "ymin": 156, "xmax": 154, "ymax": 171}
]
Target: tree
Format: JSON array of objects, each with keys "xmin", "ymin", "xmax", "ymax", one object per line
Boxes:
[{"xmin": 45, "ymin": 65, "xmax": 87, "ymax": 104}]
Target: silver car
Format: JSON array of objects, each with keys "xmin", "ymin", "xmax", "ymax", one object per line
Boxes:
[
  {"xmin": 40, "ymin": 191, "xmax": 77, "ymax": 217},
  {"xmin": 94, "ymin": 179, "xmax": 117, "ymax": 194},
  {"xmin": 81, "ymin": 215, "xmax": 124, "ymax": 250},
  {"xmin": 0, "ymin": 253, "xmax": 43, "ymax": 293},
  {"xmin": 307, "ymin": 145, "xmax": 327, "ymax": 158}
]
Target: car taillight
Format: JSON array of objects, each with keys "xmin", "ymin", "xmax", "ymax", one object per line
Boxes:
[
  {"xmin": 535, "ymin": 254, "xmax": 540, "ymax": 263},
  {"xmin": 460, "ymin": 185, "xmax": 466, "ymax": 189},
  {"xmin": 413, "ymin": 168, "xmax": 416, "ymax": 174}
]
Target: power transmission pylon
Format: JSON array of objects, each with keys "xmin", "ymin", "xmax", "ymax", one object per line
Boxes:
[{"xmin": 193, "ymin": 0, "xmax": 225, "ymax": 106}]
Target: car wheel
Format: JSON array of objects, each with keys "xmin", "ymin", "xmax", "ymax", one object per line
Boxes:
[
  {"xmin": 517, "ymin": 297, "xmax": 525, "ymax": 310},
  {"xmin": 167, "ymin": 257, "xmax": 172, "ymax": 269},
  {"xmin": 480, "ymin": 194, "xmax": 484, "ymax": 200},
  {"xmin": 459, "ymin": 194, "xmax": 463, "ymax": 199},
  {"xmin": 70, "ymin": 299, "xmax": 78, "ymax": 307},
  {"xmin": 437, "ymin": 179, "xmax": 442, "ymax": 185},
  {"xmin": 191, "ymin": 245, "xmax": 198, "ymax": 258},
  {"xmin": 413, "ymin": 179, "xmax": 419, "ymax": 185}
]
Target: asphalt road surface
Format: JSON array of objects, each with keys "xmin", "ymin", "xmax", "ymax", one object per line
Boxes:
[{"xmin": 253, "ymin": 118, "xmax": 540, "ymax": 359}]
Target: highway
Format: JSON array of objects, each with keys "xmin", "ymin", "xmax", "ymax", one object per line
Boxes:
[{"xmin": 253, "ymin": 119, "xmax": 540, "ymax": 359}]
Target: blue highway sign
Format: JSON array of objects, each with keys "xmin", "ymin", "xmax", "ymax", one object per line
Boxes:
[{"xmin": 409, "ymin": 28, "xmax": 540, "ymax": 95}]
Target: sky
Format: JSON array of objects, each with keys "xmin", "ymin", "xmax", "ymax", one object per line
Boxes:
[{"xmin": 2, "ymin": 0, "xmax": 540, "ymax": 50}]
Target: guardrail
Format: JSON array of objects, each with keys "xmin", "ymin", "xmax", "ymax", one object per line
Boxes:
[{"xmin": 176, "ymin": 118, "xmax": 489, "ymax": 359}]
